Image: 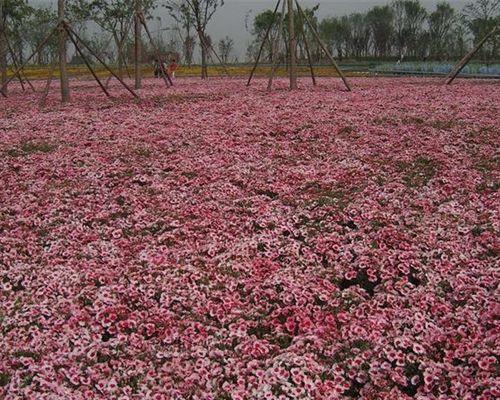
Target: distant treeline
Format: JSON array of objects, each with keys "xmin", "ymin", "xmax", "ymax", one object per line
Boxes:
[
  {"xmin": 0, "ymin": 0, "xmax": 498, "ymax": 80},
  {"xmin": 247, "ymin": 0, "xmax": 499, "ymax": 63}
]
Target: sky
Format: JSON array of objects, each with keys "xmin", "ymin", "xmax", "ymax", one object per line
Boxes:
[{"xmin": 31, "ymin": 0, "xmax": 470, "ymax": 60}]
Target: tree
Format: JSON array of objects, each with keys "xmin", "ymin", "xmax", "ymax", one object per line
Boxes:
[
  {"xmin": 247, "ymin": 3, "xmax": 320, "ymax": 66},
  {"xmin": 366, "ymin": 5, "xmax": 394, "ymax": 58},
  {"xmin": 218, "ymin": 35, "xmax": 233, "ymax": 63},
  {"xmin": 292, "ymin": 5, "xmax": 320, "ymax": 62},
  {"xmin": 319, "ymin": 16, "xmax": 350, "ymax": 61},
  {"xmin": 463, "ymin": 0, "xmax": 499, "ymax": 62},
  {"xmin": 392, "ymin": 0, "xmax": 428, "ymax": 59},
  {"xmin": 58, "ymin": 0, "xmax": 70, "ymax": 102},
  {"xmin": 252, "ymin": 8, "xmax": 283, "ymax": 62},
  {"xmin": 24, "ymin": 7, "xmax": 58, "ymax": 65},
  {"xmin": 449, "ymin": 19, "xmax": 468, "ymax": 59},
  {"xmin": 0, "ymin": 0, "xmax": 6, "ymax": 93},
  {"xmin": 1, "ymin": 0, "xmax": 32, "ymax": 93},
  {"xmin": 165, "ymin": 0, "xmax": 224, "ymax": 79},
  {"xmin": 73, "ymin": 32, "xmax": 115, "ymax": 64},
  {"xmin": 346, "ymin": 12, "xmax": 371, "ymax": 58},
  {"xmin": 69, "ymin": 0, "xmax": 157, "ymax": 78},
  {"xmin": 166, "ymin": 2, "xmax": 196, "ymax": 65},
  {"xmin": 69, "ymin": 0, "xmax": 132, "ymax": 78},
  {"xmin": 428, "ymin": 2, "xmax": 457, "ymax": 60}
]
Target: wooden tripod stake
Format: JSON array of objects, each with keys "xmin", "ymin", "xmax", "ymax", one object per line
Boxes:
[
  {"xmin": 287, "ymin": 0, "xmax": 297, "ymax": 89},
  {"xmin": 199, "ymin": 34, "xmax": 231, "ymax": 78},
  {"xmin": 39, "ymin": 57, "xmax": 57, "ymax": 107},
  {"xmin": 247, "ymin": 0, "xmax": 281, "ymax": 86},
  {"xmin": 58, "ymin": 0, "xmax": 70, "ymax": 102},
  {"xmin": 134, "ymin": 0, "xmax": 142, "ymax": 89},
  {"xmin": 6, "ymin": 36, "xmax": 36, "ymax": 92},
  {"xmin": 138, "ymin": 12, "xmax": 173, "ymax": 87},
  {"xmin": 1, "ymin": 20, "xmax": 139, "ymax": 101},
  {"xmin": 268, "ymin": 0, "xmax": 287, "ymax": 91},
  {"xmin": 246, "ymin": 0, "xmax": 351, "ymax": 91},
  {"xmin": 445, "ymin": 26, "xmax": 498, "ymax": 85}
]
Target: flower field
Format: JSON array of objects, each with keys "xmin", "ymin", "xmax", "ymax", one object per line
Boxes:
[{"xmin": 0, "ymin": 77, "xmax": 498, "ymax": 399}]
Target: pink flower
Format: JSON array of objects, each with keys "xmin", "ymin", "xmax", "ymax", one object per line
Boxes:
[
  {"xmin": 478, "ymin": 356, "xmax": 495, "ymax": 371},
  {"xmin": 1, "ymin": 77, "xmax": 498, "ymax": 399},
  {"xmin": 413, "ymin": 343, "xmax": 425, "ymax": 354},
  {"xmin": 112, "ymin": 229, "xmax": 122, "ymax": 239},
  {"xmin": 285, "ymin": 317, "xmax": 296, "ymax": 333}
]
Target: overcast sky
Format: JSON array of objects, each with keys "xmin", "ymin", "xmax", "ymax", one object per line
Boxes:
[{"xmin": 32, "ymin": 0, "xmax": 470, "ymax": 60}]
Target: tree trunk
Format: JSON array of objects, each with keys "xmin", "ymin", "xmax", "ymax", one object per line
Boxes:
[
  {"xmin": 198, "ymin": 30, "xmax": 208, "ymax": 79},
  {"xmin": 287, "ymin": 0, "xmax": 297, "ymax": 89},
  {"xmin": 58, "ymin": 0, "xmax": 70, "ymax": 102},
  {"xmin": 134, "ymin": 0, "xmax": 142, "ymax": 89},
  {"xmin": 37, "ymin": 46, "xmax": 44, "ymax": 65},
  {"xmin": 201, "ymin": 45, "xmax": 207, "ymax": 79},
  {"xmin": 0, "ymin": 0, "xmax": 8, "ymax": 95},
  {"xmin": 17, "ymin": 42, "xmax": 23, "ymax": 65},
  {"xmin": 184, "ymin": 36, "xmax": 194, "ymax": 66},
  {"xmin": 113, "ymin": 33, "xmax": 124, "ymax": 80}
]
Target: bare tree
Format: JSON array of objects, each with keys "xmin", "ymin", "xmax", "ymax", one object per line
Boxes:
[
  {"xmin": 167, "ymin": 2, "xmax": 196, "ymax": 65},
  {"xmin": 165, "ymin": 0, "xmax": 224, "ymax": 79},
  {"xmin": 25, "ymin": 7, "xmax": 58, "ymax": 65},
  {"xmin": 464, "ymin": 0, "xmax": 500, "ymax": 19},
  {"xmin": 463, "ymin": 0, "xmax": 499, "ymax": 62},
  {"xmin": 217, "ymin": 35, "xmax": 233, "ymax": 63},
  {"xmin": 69, "ymin": 1, "xmax": 157, "ymax": 79},
  {"xmin": 1, "ymin": 0, "xmax": 32, "ymax": 94}
]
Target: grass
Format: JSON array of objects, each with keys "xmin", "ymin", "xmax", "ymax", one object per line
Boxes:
[
  {"xmin": 5, "ymin": 141, "xmax": 57, "ymax": 157},
  {"xmin": 133, "ymin": 146, "xmax": 152, "ymax": 158},
  {"xmin": 399, "ymin": 156, "xmax": 437, "ymax": 188},
  {"xmin": 0, "ymin": 373, "xmax": 10, "ymax": 387}
]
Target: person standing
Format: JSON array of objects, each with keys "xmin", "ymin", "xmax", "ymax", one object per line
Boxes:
[
  {"xmin": 168, "ymin": 58, "xmax": 178, "ymax": 78},
  {"xmin": 153, "ymin": 58, "xmax": 160, "ymax": 78}
]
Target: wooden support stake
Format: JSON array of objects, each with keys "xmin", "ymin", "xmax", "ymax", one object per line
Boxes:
[
  {"xmin": 6, "ymin": 48, "xmax": 25, "ymax": 91},
  {"xmin": 105, "ymin": 19, "xmax": 133, "ymax": 88},
  {"xmin": 39, "ymin": 57, "xmax": 57, "ymax": 107},
  {"xmin": 199, "ymin": 34, "xmax": 231, "ymax": 78},
  {"xmin": 446, "ymin": 26, "xmax": 497, "ymax": 85},
  {"xmin": 105, "ymin": 20, "xmax": 133, "ymax": 81},
  {"xmin": 9, "ymin": 65, "xmax": 25, "ymax": 91},
  {"xmin": 268, "ymin": 0, "xmax": 287, "ymax": 91},
  {"xmin": 58, "ymin": 0, "xmax": 70, "ymax": 102},
  {"xmin": 134, "ymin": 0, "xmax": 142, "ymax": 89},
  {"xmin": 298, "ymin": 10, "xmax": 316, "ymax": 86},
  {"xmin": 205, "ymin": 44, "xmax": 224, "ymax": 78},
  {"xmin": 139, "ymin": 13, "xmax": 173, "ymax": 87},
  {"xmin": 295, "ymin": 0, "xmax": 351, "ymax": 91},
  {"xmin": 1, "ymin": 25, "xmax": 58, "ymax": 97},
  {"xmin": 65, "ymin": 26, "xmax": 111, "ymax": 98},
  {"xmin": 287, "ymin": 0, "xmax": 297, "ymax": 89},
  {"xmin": 6, "ymin": 35, "xmax": 36, "ymax": 92},
  {"xmin": 113, "ymin": 29, "xmax": 132, "ymax": 79},
  {"xmin": 65, "ymin": 24, "xmax": 139, "ymax": 98},
  {"xmin": 247, "ymin": 0, "xmax": 281, "ymax": 86}
]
